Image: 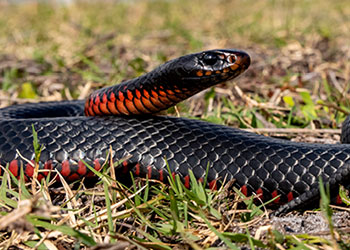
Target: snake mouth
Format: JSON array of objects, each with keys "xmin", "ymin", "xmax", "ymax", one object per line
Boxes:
[
  {"xmin": 235, "ymin": 50, "xmax": 251, "ymax": 70},
  {"xmin": 214, "ymin": 49, "xmax": 251, "ymax": 76}
]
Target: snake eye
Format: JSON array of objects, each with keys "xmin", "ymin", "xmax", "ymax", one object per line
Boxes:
[{"xmin": 202, "ymin": 53, "xmax": 219, "ymax": 66}]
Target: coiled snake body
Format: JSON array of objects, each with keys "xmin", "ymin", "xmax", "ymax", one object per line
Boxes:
[{"xmin": 1, "ymin": 49, "xmax": 350, "ymax": 215}]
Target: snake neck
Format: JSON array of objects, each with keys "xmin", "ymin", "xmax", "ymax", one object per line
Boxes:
[{"xmin": 84, "ymin": 62, "xmax": 194, "ymax": 116}]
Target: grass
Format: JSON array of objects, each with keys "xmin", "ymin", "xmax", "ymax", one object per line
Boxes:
[
  {"xmin": 1, "ymin": 160, "xmax": 349, "ymax": 249},
  {"xmin": 0, "ymin": 0, "xmax": 350, "ymax": 248}
]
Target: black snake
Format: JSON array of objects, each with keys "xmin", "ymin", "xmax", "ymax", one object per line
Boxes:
[{"xmin": 0, "ymin": 49, "xmax": 349, "ymax": 215}]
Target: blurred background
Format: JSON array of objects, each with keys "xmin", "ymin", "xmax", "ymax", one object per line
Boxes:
[{"xmin": 0, "ymin": 0, "xmax": 349, "ymax": 132}]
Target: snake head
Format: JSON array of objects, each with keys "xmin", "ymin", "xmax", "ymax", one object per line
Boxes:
[
  {"xmin": 171, "ymin": 49, "xmax": 250, "ymax": 84},
  {"xmin": 159, "ymin": 49, "xmax": 250, "ymax": 94}
]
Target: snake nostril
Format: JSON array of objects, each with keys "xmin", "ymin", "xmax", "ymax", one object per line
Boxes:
[{"xmin": 227, "ymin": 55, "xmax": 237, "ymax": 64}]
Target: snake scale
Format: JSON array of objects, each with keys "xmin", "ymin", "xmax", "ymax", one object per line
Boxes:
[{"xmin": 1, "ymin": 49, "xmax": 349, "ymax": 215}]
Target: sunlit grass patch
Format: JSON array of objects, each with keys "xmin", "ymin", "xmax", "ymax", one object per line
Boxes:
[{"xmin": 1, "ymin": 162, "xmax": 350, "ymax": 249}]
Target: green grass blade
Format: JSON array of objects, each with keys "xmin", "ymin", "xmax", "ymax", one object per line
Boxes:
[{"xmin": 26, "ymin": 216, "xmax": 96, "ymax": 246}]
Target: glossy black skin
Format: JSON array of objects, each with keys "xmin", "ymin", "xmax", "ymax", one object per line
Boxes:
[{"xmin": 0, "ymin": 49, "xmax": 349, "ymax": 216}]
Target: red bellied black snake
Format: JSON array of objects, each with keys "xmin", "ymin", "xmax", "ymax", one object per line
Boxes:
[{"xmin": 1, "ymin": 49, "xmax": 350, "ymax": 215}]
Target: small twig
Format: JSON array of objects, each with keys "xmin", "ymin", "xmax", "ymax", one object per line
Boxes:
[
  {"xmin": 233, "ymin": 85, "xmax": 289, "ymax": 111},
  {"xmin": 174, "ymin": 105, "xmax": 180, "ymax": 117},
  {"xmin": 318, "ymin": 102, "xmax": 350, "ymax": 115},
  {"xmin": 328, "ymin": 70, "xmax": 344, "ymax": 93}
]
